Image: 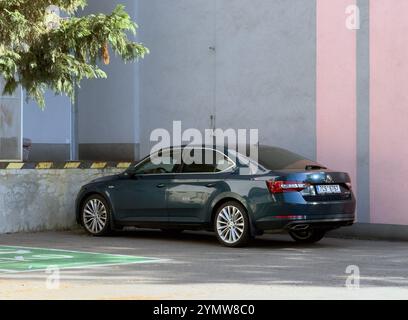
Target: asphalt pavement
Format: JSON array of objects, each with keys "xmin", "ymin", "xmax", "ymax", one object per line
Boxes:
[{"xmin": 0, "ymin": 229, "xmax": 407, "ymax": 299}]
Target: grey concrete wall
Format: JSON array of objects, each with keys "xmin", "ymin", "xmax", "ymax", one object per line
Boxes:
[
  {"xmin": 0, "ymin": 169, "xmax": 121, "ymax": 234},
  {"xmin": 138, "ymin": 0, "xmax": 216, "ymax": 157},
  {"xmin": 79, "ymin": 143, "xmax": 139, "ymax": 161},
  {"xmin": 214, "ymin": 0, "xmax": 316, "ymax": 159},
  {"xmin": 28, "ymin": 144, "xmax": 70, "ymax": 162},
  {"xmin": 77, "ymin": 0, "xmax": 140, "ymax": 161},
  {"xmin": 23, "ymin": 92, "xmax": 71, "ymax": 156},
  {"xmin": 138, "ymin": 0, "xmax": 317, "ymax": 159},
  {"xmin": 23, "ymin": 0, "xmax": 317, "ymax": 162}
]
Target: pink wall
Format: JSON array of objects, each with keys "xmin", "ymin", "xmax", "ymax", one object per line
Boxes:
[
  {"xmin": 370, "ymin": 0, "xmax": 408, "ymax": 225},
  {"xmin": 316, "ymin": 0, "xmax": 357, "ymax": 203}
]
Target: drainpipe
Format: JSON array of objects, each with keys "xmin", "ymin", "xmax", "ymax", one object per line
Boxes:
[{"xmin": 70, "ymin": 85, "xmax": 78, "ymax": 160}]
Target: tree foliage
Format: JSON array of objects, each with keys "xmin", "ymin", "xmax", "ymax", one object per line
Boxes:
[{"xmin": 0, "ymin": 0, "xmax": 148, "ymax": 108}]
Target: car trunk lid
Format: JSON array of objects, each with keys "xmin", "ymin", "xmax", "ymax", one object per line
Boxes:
[{"xmin": 263, "ymin": 170, "xmax": 353, "ymax": 201}]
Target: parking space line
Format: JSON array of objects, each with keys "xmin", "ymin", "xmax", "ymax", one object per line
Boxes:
[{"xmin": 0, "ymin": 245, "xmax": 167, "ymax": 274}]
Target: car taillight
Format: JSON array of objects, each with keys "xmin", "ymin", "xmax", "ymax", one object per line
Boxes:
[
  {"xmin": 266, "ymin": 180, "xmax": 310, "ymax": 194},
  {"xmin": 346, "ymin": 182, "xmax": 352, "ymax": 190}
]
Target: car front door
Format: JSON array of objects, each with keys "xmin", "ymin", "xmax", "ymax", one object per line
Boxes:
[{"xmin": 111, "ymin": 149, "xmax": 182, "ymax": 223}]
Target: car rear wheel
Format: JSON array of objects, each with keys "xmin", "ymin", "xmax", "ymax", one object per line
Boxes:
[
  {"xmin": 214, "ymin": 201, "xmax": 250, "ymax": 247},
  {"xmin": 81, "ymin": 195, "xmax": 112, "ymax": 236},
  {"xmin": 289, "ymin": 228, "xmax": 326, "ymax": 243}
]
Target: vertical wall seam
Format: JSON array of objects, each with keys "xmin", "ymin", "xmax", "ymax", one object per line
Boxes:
[{"xmin": 356, "ymin": 0, "xmax": 370, "ymax": 223}]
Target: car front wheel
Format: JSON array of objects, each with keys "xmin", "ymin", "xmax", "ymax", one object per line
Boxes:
[
  {"xmin": 81, "ymin": 195, "xmax": 112, "ymax": 236},
  {"xmin": 289, "ymin": 228, "xmax": 326, "ymax": 243},
  {"xmin": 214, "ymin": 201, "xmax": 250, "ymax": 247}
]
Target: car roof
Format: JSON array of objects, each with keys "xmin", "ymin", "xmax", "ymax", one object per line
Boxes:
[{"xmin": 152, "ymin": 144, "xmax": 269, "ymax": 169}]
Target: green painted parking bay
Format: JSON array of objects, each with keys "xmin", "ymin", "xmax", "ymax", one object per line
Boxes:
[{"xmin": 0, "ymin": 246, "xmax": 162, "ymax": 273}]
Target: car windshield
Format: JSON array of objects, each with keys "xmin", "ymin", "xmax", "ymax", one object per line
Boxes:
[{"xmin": 252, "ymin": 145, "xmax": 325, "ymax": 170}]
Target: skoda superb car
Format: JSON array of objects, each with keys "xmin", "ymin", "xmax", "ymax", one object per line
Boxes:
[{"xmin": 76, "ymin": 145, "xmax": 356, "ymax": 247}]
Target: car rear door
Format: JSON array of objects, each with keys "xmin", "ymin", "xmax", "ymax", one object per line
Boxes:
[{"xmin": 167, "ymin": 148, "xmax": 235, "ymax": 224}]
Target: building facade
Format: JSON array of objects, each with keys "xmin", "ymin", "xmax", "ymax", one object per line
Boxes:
[{"xmin": 19, "ymin": 0, "xmax": 408, "ymax": 226}]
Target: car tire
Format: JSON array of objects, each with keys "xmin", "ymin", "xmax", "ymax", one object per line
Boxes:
[
  {"xmin": 214, "ymin": 201, "xmax": 250, "ymax": 248},
  {"xmin": 81, "ymin": 195, "xmax": 112, "ymax": 236},
  {"xmin": 289, "ymin": 228, "xmax": 326, "ymax": 244}
]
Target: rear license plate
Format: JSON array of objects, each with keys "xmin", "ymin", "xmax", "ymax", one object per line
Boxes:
[{"xmin": 316, "ymin": 185, "xmax": 341, "ymax": 194}]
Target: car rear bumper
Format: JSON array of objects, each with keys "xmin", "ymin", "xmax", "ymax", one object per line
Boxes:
[
  {"xmin": 285, "ymin": 217, "xmax": 355, "ymax": 230},
  {"xmin": 251, "ymin": 191, "xmax": 356, "ymax": 232},
  {"xmin": 254, "ymin": 213, "xmax": 355, "ymax": 231}
]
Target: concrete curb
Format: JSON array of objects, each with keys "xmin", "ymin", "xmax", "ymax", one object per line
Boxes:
[{"xmin": 327, "ymin": 223, "xmax": 408, "ymax": 242}]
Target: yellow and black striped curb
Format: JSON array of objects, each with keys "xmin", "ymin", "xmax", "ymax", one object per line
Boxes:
[{"xmin": 0, "ymin": 161, "xmax": 136, "ymax": 170}]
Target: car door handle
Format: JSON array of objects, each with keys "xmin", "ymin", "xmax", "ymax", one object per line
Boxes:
[
  {"xmin": 206, "ymin": 183, "xmax": 216, "ymax": 188},
  {"xmin": 156, "ymin": 183, "xmax": 165, "ymax": 188}
]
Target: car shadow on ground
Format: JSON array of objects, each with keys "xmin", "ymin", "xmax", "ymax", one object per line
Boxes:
[{"xmin": 112, "ymin": 228, "xmax": 328, "ymax": 249}]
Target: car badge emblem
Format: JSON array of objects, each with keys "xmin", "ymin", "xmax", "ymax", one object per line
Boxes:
[{"xmin": 325, "ymin": 175, "xmax": 333, "ymax": 183}]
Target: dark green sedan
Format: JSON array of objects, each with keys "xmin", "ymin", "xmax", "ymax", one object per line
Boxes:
[{"xmin": 76, "ymin": 145, "xmax": 356, "ymax": 247}]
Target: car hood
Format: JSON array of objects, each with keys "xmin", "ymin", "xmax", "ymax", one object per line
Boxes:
[{"xmin": 89, "ymin": 174, "xmax": 121, "ymax": 184}]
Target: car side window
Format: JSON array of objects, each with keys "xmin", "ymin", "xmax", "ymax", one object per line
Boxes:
[
  {"xmin": 181, "ymin": 148, "xmax": 234, "ymax": 173},
  {"xmin": 133, "ymin": 149, "xmax": 182, "ymax": 175}
]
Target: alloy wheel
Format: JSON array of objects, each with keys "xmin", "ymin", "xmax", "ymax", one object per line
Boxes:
[
  {"xmin": 83, "ymin": 198, "xmax": 108, "ymax": 234},
  {"xmin": 216, "ymin": 205, "xmax": 245, "ymax": 244}
]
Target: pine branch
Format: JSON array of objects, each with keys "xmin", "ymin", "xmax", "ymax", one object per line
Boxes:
[{"xmin": 0, "ymin": 1, "xmax": 148, "ymax": 108}]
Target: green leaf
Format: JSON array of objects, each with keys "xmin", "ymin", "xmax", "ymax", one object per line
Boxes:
[{"xmin": 0, "ymin": 0, "xmax": 148, "ymax": 107}]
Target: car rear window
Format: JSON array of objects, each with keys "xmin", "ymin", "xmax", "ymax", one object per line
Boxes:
[
  {"xmin": 181, "ymin": 148, "xmax": 234, "ymax": 173},
  {"xmin": 255, "ymin": 146, "xmax": 322, "ymax": 170}
]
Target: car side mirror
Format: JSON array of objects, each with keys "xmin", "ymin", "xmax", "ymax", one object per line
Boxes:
[{"xmin": 123, "ymin": 170, "xmax": 138, "ymax": 179}]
